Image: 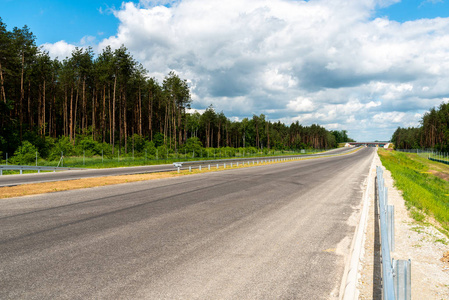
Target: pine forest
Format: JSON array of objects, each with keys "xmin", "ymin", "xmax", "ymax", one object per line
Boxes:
[{"xmin": 0, "ymin": 19, "xmax": 352, "ymax": 164}]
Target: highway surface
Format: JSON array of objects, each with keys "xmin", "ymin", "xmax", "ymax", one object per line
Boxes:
[
  {"xmin": 0, "ymin": 147, "xmax": 355, "ymax": 187},
  {"xmin": 0, "ymin": 147, "xmax": 375, "ymax": 299}
]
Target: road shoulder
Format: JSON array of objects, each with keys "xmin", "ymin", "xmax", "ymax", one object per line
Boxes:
[{"xmin": 358, "ymin": 151, "xmax": 449, "ymax": 299}]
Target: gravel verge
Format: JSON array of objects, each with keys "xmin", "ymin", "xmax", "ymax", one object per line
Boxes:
[{"xmin": 358, "ymin": 151, "xmax": 449, "ymax": 299}]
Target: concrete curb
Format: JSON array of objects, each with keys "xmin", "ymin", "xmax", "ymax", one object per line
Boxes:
[{"xmin": 340, "ymin": 150, "xmax": 376, "ymax": 300}]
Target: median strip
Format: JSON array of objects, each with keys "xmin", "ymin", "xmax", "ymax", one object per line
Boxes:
[{"xmin": 0, "ymin": 147, "xmax": 363, "ymax": 199}]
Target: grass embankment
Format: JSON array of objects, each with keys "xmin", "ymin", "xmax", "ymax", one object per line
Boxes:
[{"xmin": 378, "ymin": 149, "xmax": 449, "ymax": 235}]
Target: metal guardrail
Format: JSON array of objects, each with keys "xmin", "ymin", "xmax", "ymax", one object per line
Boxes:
[
  {"xmin": 173, "ymin": 157, "xmax": 297, "ymax": 173},
  {"xmin": 376, "ymin": 166, "xmax": 411, "ymax": 300},
  {"xmin": 0, "ymin": 165, "xmax": 86, "ymax": 175},
  {"xmin": 172, "ymin": 147, "xmax": 363, "ymax": 172}
]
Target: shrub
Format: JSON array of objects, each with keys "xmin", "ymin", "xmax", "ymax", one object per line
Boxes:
[
  {"xmin": 48, "ymin": 136, "xmax": 75, "ymax": 160},
  {"xmin": 11, "ymin": 141, "xmax": 39, "ymax": 165}
]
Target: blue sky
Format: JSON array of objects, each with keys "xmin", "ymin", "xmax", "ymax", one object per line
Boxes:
[
  {"xmin": 376, "ymin": 0, "xmax": 449, "ymax": 22},
  {"xmin": 2, "ymin": 0, "xmax": 449, "ymax": 141},
  {"xmin": 0, "ymin": 0, "xmax": 133, "ymax": 44},
  {"xmin": 2, "ymin": 0, "xmax": 448, "ymax": 44}
]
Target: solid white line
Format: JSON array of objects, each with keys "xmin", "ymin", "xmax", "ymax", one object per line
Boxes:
[{"xmin": 340, "ymin": 149, "xmax": 376, "ymax": 300}]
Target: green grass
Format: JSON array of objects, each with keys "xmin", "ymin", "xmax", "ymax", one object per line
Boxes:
[{"xmin": 378, "ymin": 149, "xmax": 449, "ymax": 235}]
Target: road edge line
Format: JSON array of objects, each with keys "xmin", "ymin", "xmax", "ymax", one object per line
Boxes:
[{"xmin": 340, "ymin": 149, "xmax": 376, "ymax": 300}]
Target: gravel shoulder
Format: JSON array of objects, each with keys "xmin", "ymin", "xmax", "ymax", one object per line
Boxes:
[{"xmin": 358, "ymin": 151, "xmax": 449, "ymax": 299}]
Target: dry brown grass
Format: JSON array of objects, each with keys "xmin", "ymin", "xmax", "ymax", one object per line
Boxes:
[{"xmin": 0, "ymin": 161, "xmax": 270, "ymax": 199}]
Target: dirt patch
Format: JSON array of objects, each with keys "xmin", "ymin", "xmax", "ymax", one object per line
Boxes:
[
  {"xmin": 442, "ymin": 251, "xmax": 449, "ymax": 263},
  {"xmin": 429, "ymin": 169, "xmax": 449, "ymax": 181},
  {"xmin": 0, "ymin": 172, "xmax": 183, "ymax": 199}
]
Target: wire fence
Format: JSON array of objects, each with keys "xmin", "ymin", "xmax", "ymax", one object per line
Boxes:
[{"xmin": 396, "ymin": 148, "xmax": 449, "ymax": 165}]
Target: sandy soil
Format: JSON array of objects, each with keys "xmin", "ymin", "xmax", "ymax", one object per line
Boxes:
[{"xmin": 358, "ymin": 151, "xmax": 449, "ymax": 299}]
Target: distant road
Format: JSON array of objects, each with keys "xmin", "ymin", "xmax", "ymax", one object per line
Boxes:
[
  {"xmin": 0, "ymin": 147, "xmax": 374, "ymax": 299},
  {"xmin": 0, "ymin": 147, "xmax": 356, "ymax": 187}
]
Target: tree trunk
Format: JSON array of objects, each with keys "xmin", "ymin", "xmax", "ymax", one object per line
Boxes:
[
  {"xmin": 139, "ymin": 87, "xmax": 142, "ymax": 136},
  {"xmin": 112, "ymin": 75, "xmax": 116, "ymax": 155},
  {"xmin": 69, "ymin": 87, "xmax": 73, "ymax": 142},
  {"xmin": 74, "ymin": 88, "xmax": 79, "ymax": 144},
  {"xmin": 92, "ymin": 89, "xmax": 96, "ymax": 140},
  {"xmin": 102, "ymin": 85, "xmax": 106, "ymax": 142},
  {"xmin": 123, "ymin": 92, "xmax": 128, "ymax": 153},
  {"xmin": 20, "ymin": 52, "xmax": 24, "ymax": 119},
  {"xmin": 64, "ymin": 87, "xmax": 67, "ymax": 136},
  {"xmin": 0, "ymin": 60, "xmax": 6, "ymax": 102},
  {"xmin": 148, "ymin": 91, "xmax": 153, "ymax": 139},
  {"xmin": 28, "ymin": 80, "xmax": 32, "ymax": 129},
  {"xmin": 42, "ymin": 79, "xmax": 46, "ymax": 136},
  {"xmin": 82, "ymin": 78, "xmax": 86, "ymax": 134}
]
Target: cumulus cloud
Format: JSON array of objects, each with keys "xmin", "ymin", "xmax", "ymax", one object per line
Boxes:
[
  {"xmin": 41, "ymin": 40, "xmax": 76, "ymax": 60},
  {"xmin": 40, "ymin": 0, "xmax": 449, "ymax": 141}
]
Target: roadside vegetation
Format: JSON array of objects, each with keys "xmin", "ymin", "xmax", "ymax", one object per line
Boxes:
[
  {"xmin": 391, "ymin": 101, "xmax": 449, "ymax": 151},
  {"xmin": 0, "ymin": 136, "xmax": 326, "ymax": 175},
  {"xmin": 0, "ymin": 18, "xmax": 354, "ymax": 167},
  {"xmin": 378, "ymin": 149, "xmax": 449, "ymax": 236}
]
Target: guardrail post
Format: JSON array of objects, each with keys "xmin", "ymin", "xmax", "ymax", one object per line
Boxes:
[
  {"xmin": 388, "ymin": 205, "xmax": 395, "ymax": 251},
  {"xmin": 177, "ymin": 167, "xmax": 180, "ymax": 173},
  {"xmin": 376, "ymin": 167, "xmax": 395, "ymax": 300},
  {"xmin": 393, "ymin": 259, "xmax": 411, "ymax": 300}
]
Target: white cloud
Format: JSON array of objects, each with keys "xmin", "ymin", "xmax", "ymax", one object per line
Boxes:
[
  {"xmin": 287, "ymin": 97, "xmax": 315, "ymax": 113},
  {"xmin": 41, "ymin": 40, "xmax": 76, "ymax": 60},
  {"xmin": 40, "ymin": 0, "xmax": 449, "ymax": 141}
]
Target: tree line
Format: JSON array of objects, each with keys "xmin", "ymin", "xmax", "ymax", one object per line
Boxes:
[
  {"xmin": 0, "ymin": 18, "xmax": 352, "ymax": 160},
  {"xmin": 391, "ymin": 102, "xmax": 449, "ymax": 151}
]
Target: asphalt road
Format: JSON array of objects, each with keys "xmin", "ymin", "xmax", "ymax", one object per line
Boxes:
[
  {"xmin": 0, "ymin": 147, "xmax": 375, "ymax": 299},
  {"xmin": 0, "ymin": 147, "xmax": 355, "ymax": 187}
]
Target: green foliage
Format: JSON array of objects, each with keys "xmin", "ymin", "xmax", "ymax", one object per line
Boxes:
[
  {"xmin": 0, "ymin": 18, "xmax": 353, "ymax": 164},
  {"xmin": 48, "ymin": 136, "xmax": 75, "ymax": 160},
  {"xmin": 127, "ymin": 134, "xmax": 146, "ymax": 153},
  {"xmin": 153, "ymin": 133, "xmax": 165, "ymax": 147},
  {"xmin": 76, "ymin": 136, "xmax": 98, "ymax": 155},
  {"xmin": 379, "ymin": 149, "xmax": 449, "ymax": 233},
  {"xmin": 391, "ymin": 101, "xmax": 449, "ymax": 151},
  {"xmin": 181, "ymin": 137, "xmax": 203, "ymax": 157},
  {"xmin": 11, "ymin": 141, "xmax": 39, "ymax": 165}
]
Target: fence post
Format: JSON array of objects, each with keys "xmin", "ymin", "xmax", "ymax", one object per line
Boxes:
[
  {"xmin": 393, "ymin": 259, "xmax": 412, "ymax": 300},
  {"xmin": 388, "ymin": 205, "xmax": 395, "ymax": 251}
]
